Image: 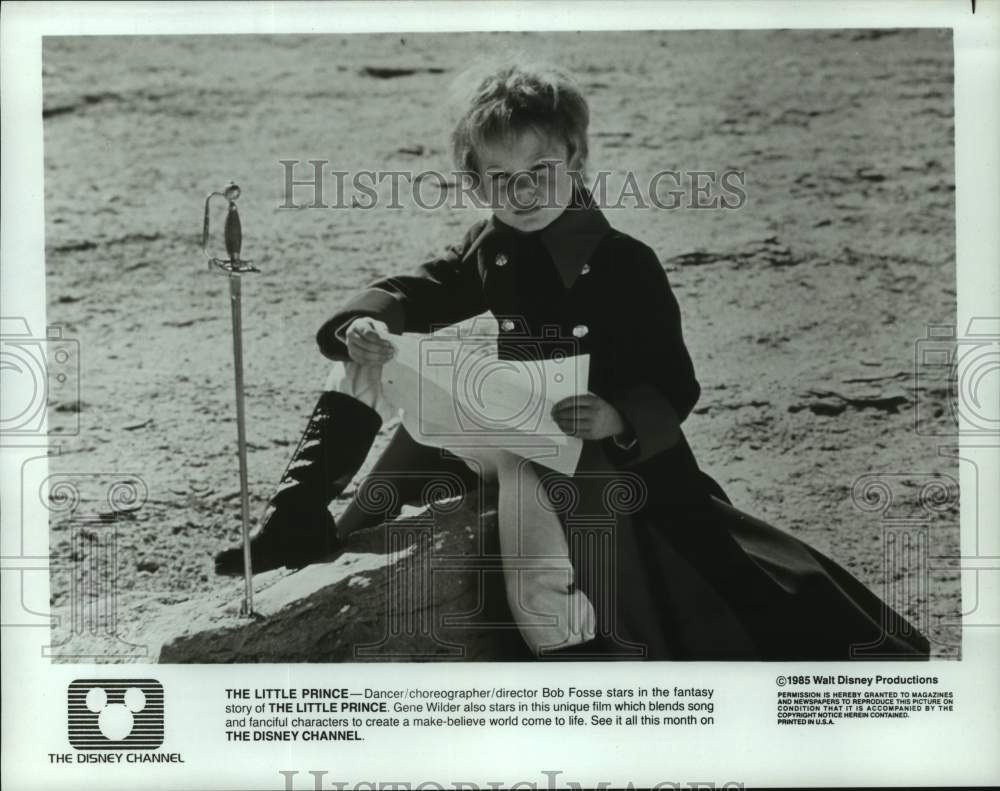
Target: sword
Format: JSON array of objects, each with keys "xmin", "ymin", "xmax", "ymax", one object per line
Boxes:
[{"xmin": 202, "ymin": 183, "xmax": 260, "ymax": 617}]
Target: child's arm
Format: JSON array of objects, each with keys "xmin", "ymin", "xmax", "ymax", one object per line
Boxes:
[
  {"xmin": 316, "ymin": 221, "xmax": 490, "ymax": 361},
  {"xmin": 599, "ymin": 243, "xmax": 701, "ymax": 465}
]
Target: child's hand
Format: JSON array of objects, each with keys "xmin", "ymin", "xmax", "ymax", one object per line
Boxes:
[
  {"xmin": 345, "ymin": 317, "xmax": 395, "ymax": 365},
  {"xmin": 551, "ymin": 394, "xmax": 627, "ymax": 441}
]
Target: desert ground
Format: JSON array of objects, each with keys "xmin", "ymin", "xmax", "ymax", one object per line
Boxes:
[{"xmin": 41, "ymin": 29, "xmax": 959, "ymax": 658}]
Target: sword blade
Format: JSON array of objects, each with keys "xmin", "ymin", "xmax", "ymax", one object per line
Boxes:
[{"xmin": 228, "ymin": 273, "xmax": 254, "ymax": 616}]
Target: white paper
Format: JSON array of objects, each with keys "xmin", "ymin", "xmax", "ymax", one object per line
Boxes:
[{"xmin": 381, "ymin": 329, "xmax": 589, "ymax": 477}]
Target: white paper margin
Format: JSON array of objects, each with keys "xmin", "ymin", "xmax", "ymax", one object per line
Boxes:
[{"xmin": 2, "ymin": 2, "xmax": 997, "ymax": 789}]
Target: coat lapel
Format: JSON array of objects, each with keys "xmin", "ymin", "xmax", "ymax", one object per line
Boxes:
[
  {"xmin": 467, "ymin": 216, "xmax": 522, "ymax": 319},
  {"xmin": 538, "ymin": 188, "xmax": 611, "ymax": 290}
]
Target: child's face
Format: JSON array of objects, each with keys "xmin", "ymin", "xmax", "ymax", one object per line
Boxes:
[{"xmin": 476, "ymin": 128, "xmax": 577, "ymax": 233}]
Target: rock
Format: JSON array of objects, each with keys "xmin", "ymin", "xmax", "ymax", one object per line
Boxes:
[
  {"xmin": 157, "ymin": 492, "xmax": 528, "ymax": 663},
  {"xmin": 663, "ymin": 250, "xmax": 727, "ymax": 268},
  {"xmin": 856, "ymin": 167, "xmax": 887, "ymax": 183},
  {"xmin": 788, "ymin": 388, "xmax": 910, "ymax": 416},
  {"xmin": 53, "ymin": 400, "xmax": 86, "ymax": 413},
  {"xmin": 50, "ymin": 240, "xmax": 98, "ymax": 254},
  {"xmin": 662, "ymin": 236, "xmax": 798, "ymax": 270},
  {"xmin": 359, "ymin": 66, "xmax": 446, "ymax": 80}
]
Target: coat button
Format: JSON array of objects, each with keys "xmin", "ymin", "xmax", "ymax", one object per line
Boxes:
[
  {"xmin": 580, "ymin": 263, "xmax": 591, "ymax": 275},
  {"xmin": 495, "ymin": 253, "xmax": 509, "ymax": 267},
  {"xmin": 572, "ymin": 324, "xmax": 589, "ymax": 338},
  {"xmin": 501, "ymin": 319, "xmax": 515, "ymax": 332}
]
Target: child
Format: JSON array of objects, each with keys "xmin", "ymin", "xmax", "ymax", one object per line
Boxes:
[{"xmin": 217, "ymin": 62, "xmax": 929, "ymax": 661}]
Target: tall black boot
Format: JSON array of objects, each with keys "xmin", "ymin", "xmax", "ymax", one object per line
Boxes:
[
  {"xmin": 336, "ymin": 422, "xmax": 483, "ymax": 537},
  {"xmin": 214, "ymin": 391, "xmax": 382, "ymax": 576}
]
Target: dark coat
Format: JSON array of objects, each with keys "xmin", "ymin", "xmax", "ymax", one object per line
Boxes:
[
  {"xmin": 318, "ymin": 205, "xmax": 717, "ymax": 508},
  {"xmin": 317, "ymin": 202, "xmax": 930, "ymax": 661}
]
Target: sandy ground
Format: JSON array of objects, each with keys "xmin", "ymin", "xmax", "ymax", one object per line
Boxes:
[{"xmin": 41, "ymin": 29, "xmax": 959, "ymax": 658}]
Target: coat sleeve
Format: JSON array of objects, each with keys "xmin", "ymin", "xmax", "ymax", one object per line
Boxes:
[
  {"xmin": 316, "ymin": 221, "xmax": 489, "ymax": 361},
  {"xmin": 601, "ymin": 243, "xmax": 701, "ymax": 466}
]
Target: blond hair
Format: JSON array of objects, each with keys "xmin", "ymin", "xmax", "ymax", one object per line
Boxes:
[{"xmin": 450, "ymin": 61, "xmax": 590, "ymax": 178}]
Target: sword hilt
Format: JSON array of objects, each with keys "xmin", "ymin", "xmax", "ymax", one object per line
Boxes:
[
  {"xmin": 203, "ymin": 182, "xmax": 258, "ymax": 273},
  {"xmin": 224, "ymin": 199, "xmax": 242, "ymax": 264}
]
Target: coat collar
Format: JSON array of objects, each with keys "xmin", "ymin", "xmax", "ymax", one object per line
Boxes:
[{"xmin": 482, "ymin": 187, "xmax": 611, "ymax": 289}]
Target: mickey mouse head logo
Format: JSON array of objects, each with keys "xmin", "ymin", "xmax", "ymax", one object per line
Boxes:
[
  {"xmin": 68, "ymin": 679, "xmax": 164, "ymax": 750},
  {"xmin": 86, "ymin": 686, "xmax": 146, "ymax": 741}
]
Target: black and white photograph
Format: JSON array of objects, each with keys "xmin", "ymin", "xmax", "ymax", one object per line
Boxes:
[
  {"xmin": 38, "ymin": 26, "xmax": 958, "ymax": 664},
  {"xmin": 2, "ymin": 2, "xmax": 998, "ymax": 790}
]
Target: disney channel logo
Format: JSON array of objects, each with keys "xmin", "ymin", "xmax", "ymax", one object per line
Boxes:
[
  {"xmin": 57, "ymin": 679, "xmax": 181, "ymax": 763},
  {"xmin": 68, "ymin": 679, "xmax": 163, "ymax": 749}
]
